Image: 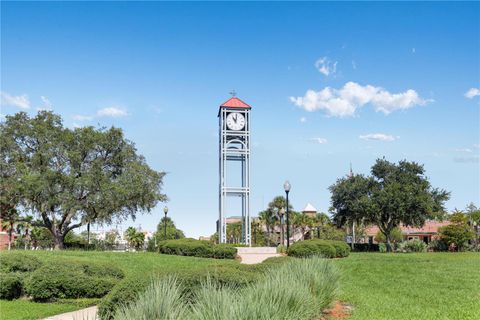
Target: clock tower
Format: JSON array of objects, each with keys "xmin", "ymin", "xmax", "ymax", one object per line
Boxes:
[{"xmin": 218, "ymin": 95, "xmax": 251, "ymax": 245}]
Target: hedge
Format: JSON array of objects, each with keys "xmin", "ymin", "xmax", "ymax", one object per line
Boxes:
[
  {"xmin": 287, "ymin": 239, "xmax": 350, "ymax": 258},
  {"xmin": 329, "ymin": 241, "xmax": 351, "ymax": 257},
  {"xmin": 25, "ymin": 261, "xmax": 122, "ymax": 301},
  {"xmin": 352, "ymin": 243, "xmax": 379, "ymax": 252},
  {"xmin": 158, "ymin": 239, "xmax": 237, "ymax": 259},
  {"xmin": 0, "ymin": 253, "xmax": 42, "ymax": 273},
  {"xmin": 0, "ymin": 273, "xmax": 23, "ymax": 300}
]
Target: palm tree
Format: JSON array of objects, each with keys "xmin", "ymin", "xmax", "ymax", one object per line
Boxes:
[
  {"xmin": 295, "ymin": 214, "xmax": 314, "ymax": 240},
  {"xmin": 16, "ymin": 215, "xmax": 33, "ymax": 250},
  {"xmin": 227, "ymin": 222, "xmax": 242, "ymax": 244},
  {"xmin": 251, "ymin": 218, "xmax": 261, "ymax": 245},
  {"xmin": 130, "ymin": 232, "xmax": 145, "ymax": 250},
  {"xmin": 315, "ymin": 213, "xmax": 331, "ymax": 239},
  {"xmin": 258, "ymin": 209, "xmax": 277, "ymax": 246},
  {"xmin": 1, "ymin": 210, "xmax": 18, "ymax": 251},
  {"xmin": 125, "ymin": 227, "xmax": 138, "ymax": 250}
]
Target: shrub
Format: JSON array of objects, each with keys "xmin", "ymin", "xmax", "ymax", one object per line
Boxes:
[
  {"xmin": 112, "ymin": 257, "xmax": 339, "ymax": 320},
  {"xmin": 0, "ymin": 273, "xmax": 23, "ymax": 300},
  {"xmin": 428, "ymin": 239, "xmax": 448, "ymax": 252},
  {"xmin": 374, "ymin": 228, "xmax": 403, "ymax": 244},
  {"xmin": 379, "ymin": 243, "xmax": 387, "ymax": 253},
  {"xmin": 329, "ymin": 241, "xmax": 351, "ymax": 257},
  {"xmin": 287, "ymin": 240, "xmax": 337, "ymax": 258},
  {"xmin": 276, "ymin": 245, "xmax": 286, "ymax": 254},
  {"xmin": 439, "ymin": 224, "xmax": 475, "ymax": 251},
  {"xmin": 396, "ymin": 239, "xmax": 427, "ymax": 253},
  {"xmin": 25, "ymin": 262, "xmax": 120, "ymax": 301},
  {"xmin": 81, "ymin": 262, "xmax": 124, "ymax": 279},
  {"xmin": 98, "ymin": 275, "xmax": 151, "ymax": 320},
  {"xmin": 212, "ymin": 244, "xmax": 237, "ymax": 259},
  {"xmin": 0, "ymin": 253, "xmax": 42, "ymax": 273},
  {"xmin": 353, "ymin": 243, "xmax": 379, "ymax": 252},
  {"xmin": 158, "ymin": 239, "xmax": 237, "ymax": 259}
]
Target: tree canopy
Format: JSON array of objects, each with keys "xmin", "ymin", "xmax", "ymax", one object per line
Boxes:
[
  {"xmin": 0, "ymin": 111, "xmax": 166, "ymax": 249},
  {"xmin": 330, "ymin": 158, "xmax": 450, "ymax": 251}
]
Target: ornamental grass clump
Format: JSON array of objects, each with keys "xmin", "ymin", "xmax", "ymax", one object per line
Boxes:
[
  {"xmin": 112, "ymin": 257, "xmax": 339, "ymax": 320},
  {"xmin": 114, "ymin": 276, "xmax": 188, "ymax": 320}
]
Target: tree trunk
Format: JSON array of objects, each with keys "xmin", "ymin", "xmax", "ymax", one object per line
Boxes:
[
  {"xmin": 53, "ymin": 232, "xmax": 65, "ymax": 250},
  {"xmin": 386, "ymin": 234, "xmax": 393, "ymax": 253},
  {"xmin": 266, "ymin": 225, "xmax": 271, "ymax": 246},
  {"xmin": 87, "ymin": 222, "xmax": 90, "ymax": 246},
  {"xmin": 8, "ymin": 226, "xmax": 13, "ymax": 251}
]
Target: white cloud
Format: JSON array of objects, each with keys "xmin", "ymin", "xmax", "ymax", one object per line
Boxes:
[
  {"xmin": 300, "ymin": 117, "xmax": 307, "ymax": 123},
  {"xmin": 73, "ymin": 106, "xmax": 128, "ymax": 122},
  {"xmin": 465, "ymin": 88, "xmax": 480, "ymax": 99},
  {"xmin": 359, "ymin": 133, "xmax": 396, "ymax": 142},
  {"xmin": 72, "ymin": 114, "xmax": 93, "ymax": 121},
  {"xmin": 290, "ymin": 82, "xmax": 431, "ymax": 117},
  {"xmin": 0, "ymin": 91, "xmax": 30, "ymax": 109},
  {"xmin": 37, "ymin": 96, "xmax": 53, "ymax": 111},
  {"xmin": 310, "ymin": 137, "xmax": 328, "ymax": 144},
  {"xmin": 455, "ymin": 148, "xmax": 473, "ymax": 153},
  {"xmin": 454, "ymin": 156, "xmax": 479, "ymax": 163},
  {"xmin": 96, "ymin": 107, "xmax": 128, "ymax": 118},
  {"xmin": 314, "ymin": 57, "xmax": 337, "ymax": 76}
]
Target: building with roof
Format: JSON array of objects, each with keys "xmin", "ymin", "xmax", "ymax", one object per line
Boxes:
[
  {"xmin": 363, "ymin": 220, "xmax": 451, "ymax": 244},
  {"xmin": 302, "ymin": 203, "xmax": 318, "ymax": 218}
]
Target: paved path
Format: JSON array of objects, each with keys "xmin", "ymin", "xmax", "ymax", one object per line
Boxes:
[
  {"xmin": 42, "ymin": 306, "xmax": 97, "ymax": 320},
  {"xmin": 236, "ymin": 247, "xmax": 282, "ymax": 264}
]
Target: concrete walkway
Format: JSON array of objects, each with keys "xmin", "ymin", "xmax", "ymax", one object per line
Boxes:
[
  {"xmin": 236, "ymin": 247, "xmax": 282, "ymax": 264},
  {"xmin": 43, "ymin": 306, "xmax": 97, "ymax": 320}
]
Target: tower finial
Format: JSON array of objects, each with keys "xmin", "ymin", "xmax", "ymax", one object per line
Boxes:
[
  {"xmin": 349, "ymin": 162, "xmax": 353, "ymax": 178},
  {"xmin": 229, "ymin": 89, "xmax": 237, "ymax": 97}
]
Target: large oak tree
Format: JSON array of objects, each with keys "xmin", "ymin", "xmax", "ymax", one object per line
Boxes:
[
  {"xmin": 329, "ymin": 158, "xmax": 449, "ymax": 252},
  {"xmin": 1, "ymin": 111, "xmax": 166, "ymax": 249}
]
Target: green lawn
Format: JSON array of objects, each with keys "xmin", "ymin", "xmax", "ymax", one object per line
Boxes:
[
  {"xmin": 1, "ymin": 251, "xmax": 479, "ymax": 320},
  {"xmin": 333, "ymin": 252, "xmax": 480, "ymax": 320}
]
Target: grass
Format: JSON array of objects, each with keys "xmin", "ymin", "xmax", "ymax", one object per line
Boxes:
[
  {"xmin": 1, "ymin": 251, "xmax": 479, "ymax": 320},
  {"xmin": 333, "ymin": 252, "xmax": 480, "ymax": 320},
  {"xmin": 114, "ymin": 257, "xmax": 339, "ymax": 320},
  {"xmin": 0, "ymin": 298, "xmax": 99, "ymax": 320},
  {"xmin": 0, "ymin": 250, "xmax": 239, "ymax": 320}
]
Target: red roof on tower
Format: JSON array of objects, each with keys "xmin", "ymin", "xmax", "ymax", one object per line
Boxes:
[{"xmin": 220, "ymin": 97, "xmax": 251, "ymax": 109}]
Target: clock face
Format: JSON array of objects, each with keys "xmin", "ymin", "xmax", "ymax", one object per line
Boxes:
[{"xmin": 226, "ymin": 112, "xmax": 246, "ymax": 131}]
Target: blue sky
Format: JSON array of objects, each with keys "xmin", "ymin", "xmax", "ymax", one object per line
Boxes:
[{"xmin": 1, "ymin": 2, "xmax": 479, "ymax": 238}]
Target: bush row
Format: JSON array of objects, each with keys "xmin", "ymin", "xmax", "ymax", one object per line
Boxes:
[
  {"xmin": 287, "ymin": 239, "xmax": 351, "ymax": 258},
  {"xmin": 0, "ymin": 253, "xmax": 42, "ymax": 273},
  {"xmin": 157, "ymin": 239, "xmax": 237, "ymax": 259},
  {"xmin": 25, "ymin": 263, "xmax": 121, "ymax": 301},
  {"xmin": 0, "ymin": 253, "xmax": 124, "ymax": 301}
]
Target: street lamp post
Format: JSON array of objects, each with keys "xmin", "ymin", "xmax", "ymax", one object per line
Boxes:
[
  {"xmin": 163, "ymin": 206, "xmax": 168, "ymax": 240},
  {"xmin": 284, "ymin": 181, "xmax": 291, "ymax": 249}
]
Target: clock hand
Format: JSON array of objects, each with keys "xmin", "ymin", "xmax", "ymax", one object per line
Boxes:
[{"xmin": 234, "ymin": 114, "xmax": 237, "ymax": 123}]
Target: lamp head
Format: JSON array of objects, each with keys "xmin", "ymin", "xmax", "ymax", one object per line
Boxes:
[
  {"xmin": 163, "ymin": 206, "xmax": 168, "ymax": 214},
  {"xmin": 283, "ymin": 180, "xmax": 291, "ymax": 193}
]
